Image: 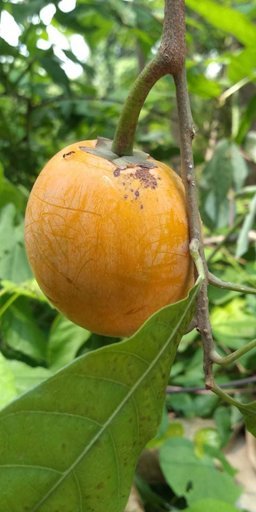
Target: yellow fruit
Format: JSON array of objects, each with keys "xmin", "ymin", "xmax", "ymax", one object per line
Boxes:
[{"xmin": 24, "ymin": 139, "xmax": 193, "ymax": 337}]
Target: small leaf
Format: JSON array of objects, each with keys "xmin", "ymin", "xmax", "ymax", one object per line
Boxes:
[
  {"xmin": 1, "ymin": 298, "xmax": 47, "ymax": 363},
  {"xmin": 0, "ymin": 283, "xmax": 199, "ymax": 511},
  {"xmin": 238, "ymin": 401, "xmax": 256, "ymax": 438},
  {"xmin": 159, "ymin": 438, "xmax": 241, "ymax": 506},
  {"xmin": 47, "ymin": 314, "xmax": 91, "ymax": 370}
]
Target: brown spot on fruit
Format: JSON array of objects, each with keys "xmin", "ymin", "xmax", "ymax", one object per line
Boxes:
[
  {"xmin": 134, "ymin": 167, "xmax": 158, "ymax": 189},
  {"xmin": 113, "ymin": 168, "xmax": 121, "ymax": 177}
]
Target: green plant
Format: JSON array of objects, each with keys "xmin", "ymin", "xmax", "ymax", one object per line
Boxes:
[{"xmin": 0, "ymin": 1, "xmax": 255, "ymax": 511}]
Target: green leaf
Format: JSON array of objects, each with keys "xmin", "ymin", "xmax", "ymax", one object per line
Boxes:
[
  {"xmin": 214, "ymin": 406, "xmax": 232, "ymax": 447},
  {"xmin": 159, "ymin": 438, "xmax": 241, "ymax": 506},
  {"xmin": 244, "ymin": 131, "xmax": 256, "ymax": 163},
  {"xmin": 238, "ymin": 400, "xmax": 256, "ymax": 438},
  {"xmin": 47, "ymin": 314, "xmax": 91, "ymax": 370},
  {"xmin": 188, "ymin": 71, "xmax": 221, "ymax": 98},
  {"xmin": 1, "ymin": 298, "xmax": 47, "ymax": 363},
  {"xmin": 186, "ymin": 0, "xmax": 256, "ymax": 47},
  {"xmin": 0, "ymin": 279, "xmax": 47, "ymax": 303},
  {"xmin": 236, "ymin": 97, "xmax": 256, "ymax": 144},
  {"xmin": 211, "ymin": 297, "xmax": 256, "ymax": 349},
  {"xmin": 0, "ymin": 165, "xmax": 27, "ymax": 211},
  {"xmin": 236, "ymin": 193, "xmax": 256, "ymax": 258},
  {"xmin": 184, "ymin": 499, "xmax": 241, "ymax": 512},
  {"xmin": 7, "ymin": 360, "xmax": 52, "ymax": 398},
  {"xmin": 0, "ymin": 283, "xmax": 199, "ymax": 511},
  {"xmin": 0, "ymin": 204, "xmax": 32, "ymax": 283},
  {"xmin": 0, "ymin": 353, "xmax": 17, "ymax": 409},
  {"xmin": 200, "ymin": 140, "xmax": 247, "ymax": 229},
  {"xmin": 38, "ymin": 52, "xmax": 70, "ymax": 92},
  {"xmin": 230, "ymin": 143, "xmax": 248, "ymax": 191},
  {"xmin": 228, "ymin": 48, "xmax": 256, "ymax": 83}
]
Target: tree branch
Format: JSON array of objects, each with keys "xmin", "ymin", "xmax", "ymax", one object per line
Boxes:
[
  {"xmin": 174, "ymin": 67, "xmax": 216, "ymax": 388},
  {"xmin": 166, "ymin": 375, "xmax": 256, "ymax": 395},
  {"xmin": 112, "ymin": 0, "xmax": 186, "ymax": 156}
]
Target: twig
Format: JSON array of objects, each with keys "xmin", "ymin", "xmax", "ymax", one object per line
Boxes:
[
  {"xmin": 112, "ymin": 0, "xmax": 186, "ymax": 156},
  {"xmin": 211, "ymin": 339, "xmax": 256, "ymax": 366},
  {"xmin": 208, "ymin": 272, "xmax": 256, "ymax": 296},
  {"xmin": 166, "ymin": 375, "xmax": 256, "ymax": 395}
]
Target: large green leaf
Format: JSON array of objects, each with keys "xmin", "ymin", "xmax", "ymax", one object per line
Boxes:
[
  {"xmin": 0, "ymin": 283, "xmax": 199, "ymax": 511},
  {"xmin": 186, "ymin": 0, "xmax": 256, "ymax": 47},
  {"xmin": 159, "ymin": 438, "xmax": 241, "ymax": 506}
]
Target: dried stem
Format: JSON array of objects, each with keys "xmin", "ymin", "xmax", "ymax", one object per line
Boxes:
[{"xmin": 112, "ymin": 0, "xmax": 186, "ymax": 156}]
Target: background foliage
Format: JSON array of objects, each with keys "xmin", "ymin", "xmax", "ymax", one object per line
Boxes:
[{"xmin": 0, "ymin": 0, "xmax": 256, "ymax": 511}]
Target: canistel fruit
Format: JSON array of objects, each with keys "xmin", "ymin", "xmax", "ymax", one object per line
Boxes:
[{"xmin": 24, "ymin": 139, "xmax": 193, "ymax": 337}]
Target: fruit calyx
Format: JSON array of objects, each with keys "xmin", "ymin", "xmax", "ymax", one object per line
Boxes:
[{"xmin": 79, "ymin": 137, "xmax": 156, "ymax": 169}]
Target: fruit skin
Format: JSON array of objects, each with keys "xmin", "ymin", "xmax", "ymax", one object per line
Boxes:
[{"xmin": 25, "ymin": 140, "xmax": 193, "ymax": 337}]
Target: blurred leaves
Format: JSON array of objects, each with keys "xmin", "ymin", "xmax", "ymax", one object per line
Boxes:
[
  {"xmin": 200, "ymin": 139, "xmax": 248, "ymax": 229},
  {"xmin": 0, "ymin": 204, "xmax": 32, "ymax": 283},
  {"xmin": 236, "ymin": 193, "xmax": 256, "ymax": 258},
  {"xmin": 187, "ymin": 0, "xmax": 256, "ymax": 47}
]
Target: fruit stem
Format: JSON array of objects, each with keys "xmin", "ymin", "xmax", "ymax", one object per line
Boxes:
[{"xmin": 111, "ymin": 0, "xmax": 186, "ymax": 156}]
